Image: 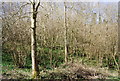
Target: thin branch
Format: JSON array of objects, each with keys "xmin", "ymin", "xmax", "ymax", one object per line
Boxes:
[
  {"xmin": 11, "ymin": 3, "xmax": 30, "ymax": 18},
  {"xmin": 35, "ymin": 2, "xmax": 40, "ymax": 12},
  {"xmin": 29, "ymin": 0, "xmax": 33, "ymax": 4}
]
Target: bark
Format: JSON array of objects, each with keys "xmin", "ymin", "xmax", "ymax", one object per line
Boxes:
[
  {"xmin": 118, "ymin": 54, "xmax": 120, "ymax": 77},
  {"xmin": 31, "ymin": 1, "xmax": 40, "ymax": 78},
  {"xmin": 118, "ymin": 38, "xmax": 120, "ymax": 77},
  {"xmin": 118, "ymin": 3, "xmax": 120, "ymax": 76},
  {"xmin": 64, "ymin": 2, "xmax": 68, "ymax": 63}
]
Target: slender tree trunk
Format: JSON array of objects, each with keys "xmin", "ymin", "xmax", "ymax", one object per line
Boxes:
[
  {"xmin": 118, "ymin": 3, "xmax": 120, "ymax": 76},
  {"xmin": 118, "ymin": 36, "xmax": 120, "ymax": 77},
  {"xmin": 64, "ymin": 2, "xmax": 68, "ymax": 63},
  {"xmin": 31, "ymin": 1, "xmax": 40, "ymax": 78},
  {"xmin": 118, "ymin": 53, "xmax": 120, "ymax": 77},
  {"xmin": 118, "ymin": 49, "xmax": 120, "ymax": 77}
]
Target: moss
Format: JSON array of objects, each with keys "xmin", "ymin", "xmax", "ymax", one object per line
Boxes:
[{"xmin": 31, "ymin": 70, "xmax": 39, "ymax": 79}]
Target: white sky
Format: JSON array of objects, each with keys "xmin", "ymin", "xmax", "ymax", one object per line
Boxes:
[{"xmin": 0, "ymin": 0, "xmax": 119, "ymax": 2}]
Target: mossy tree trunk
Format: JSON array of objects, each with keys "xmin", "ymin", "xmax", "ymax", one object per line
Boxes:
[{"xmin": 31, "ymin": 0, "xmax": 40, "ymax": 78}]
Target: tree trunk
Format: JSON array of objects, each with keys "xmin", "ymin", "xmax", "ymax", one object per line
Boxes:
[
  {"xmin": 31, "ymin": 1, "xmax": 39, "ymax": 78},
  {"xmin": 118, "ymin": 53, "xmax": 120, "ymax": 77},
  {"xmin": 118, "ymin": 38, "xmax": 120, "ymax": 77},
  {"xmin": 118, "ymin": 2, "xmax": 120, "ymax": 76},
  {"xmin": 64, "ymin": 2, "xmax": 68, "ymax": 63}
]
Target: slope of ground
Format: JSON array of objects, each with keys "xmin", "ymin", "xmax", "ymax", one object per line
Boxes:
[{"xmin": 40, "ymin": 62, "xmax": 119, "ymax": 80}]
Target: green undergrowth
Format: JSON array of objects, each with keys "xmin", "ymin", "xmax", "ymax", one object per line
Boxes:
[
  {"xmin": 108, "ymin": 76, "xmax": 120, "ymax": 81},
  {"xmin": 2, "ymin": 51, "xmax": 119, "ymax": 79}
]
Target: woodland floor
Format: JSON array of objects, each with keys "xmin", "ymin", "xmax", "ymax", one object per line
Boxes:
[
  {"xmin": 1, "ymin": 53, "xmax": 120, "ymax": 80},
  {"xmin": 2, "ymin": 61, "xmax": 120, "ymax": 80}
]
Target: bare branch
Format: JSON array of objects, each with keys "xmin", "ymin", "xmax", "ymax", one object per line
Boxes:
[
  {"xmin": 11, "ymin": 3, "xmax": 30, "ymax": 18},
  {"xmin": 35, "ymin": 2, "xmax": 40, "ymax": 12},
  {"xmin": 29, "ymin": 0, "xmax": 33, "ymax": 4}
]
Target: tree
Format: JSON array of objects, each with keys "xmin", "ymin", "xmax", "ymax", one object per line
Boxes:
[
  {"xmin": 118, "ymin": 2, "xmax": 120, "ymax": 76},
  {"xmin": 2, "ymin": 2, "xmax": 31, "ymax": 68},
  {"xmin": 30, "ymin": 0, "xmax": 40, "ymax": 78},
  {"xmin": 64, "ymin": 2, "xmax": 68, "ymax": 63}
]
